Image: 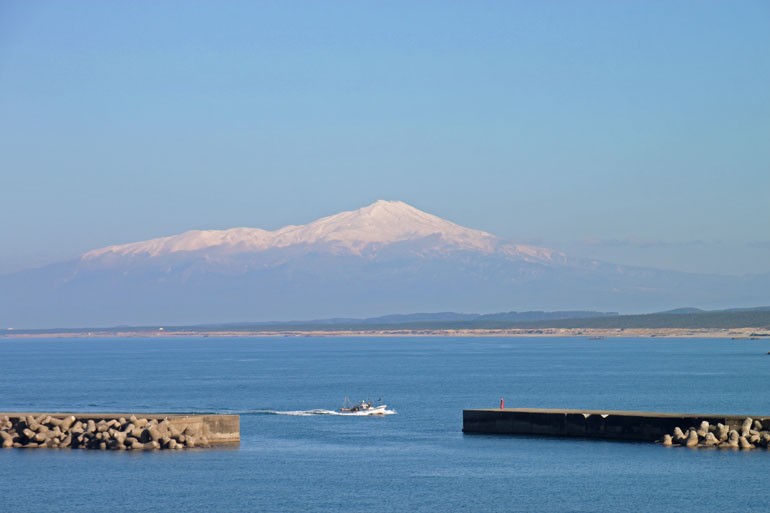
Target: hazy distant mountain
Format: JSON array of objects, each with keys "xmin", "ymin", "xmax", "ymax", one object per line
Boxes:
[
  {"xmin": 82, "ymin": 199, "xmax": 560, "ymax": 263},
  {"xmin": 1, "ymin": 200, "xmax": 769, "ymax": 328}
]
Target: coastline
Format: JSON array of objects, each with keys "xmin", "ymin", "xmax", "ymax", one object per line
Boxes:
[{"xmin": 3, "ymin": 327, "xmax": 769, "ymax": 339}]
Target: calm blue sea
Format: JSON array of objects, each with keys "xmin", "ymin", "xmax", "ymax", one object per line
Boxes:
[{"xmin": 2, "ymin": 336, "xmax": 770, "ymax": 512}]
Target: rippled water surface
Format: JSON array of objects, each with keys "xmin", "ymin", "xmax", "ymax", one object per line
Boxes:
[{"xmin": 2, "ymin": 336, "xmax": 770, "ymax": 512}]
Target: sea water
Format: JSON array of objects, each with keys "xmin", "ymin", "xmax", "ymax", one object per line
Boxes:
[{"xmin": 1, "ymin": 336, "xmax": 770, "ymax": 512}]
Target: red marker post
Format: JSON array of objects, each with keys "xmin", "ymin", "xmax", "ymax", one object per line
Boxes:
[{"xmin": 499, "ymin": 397, "xmax": 505, "ymax": 409}]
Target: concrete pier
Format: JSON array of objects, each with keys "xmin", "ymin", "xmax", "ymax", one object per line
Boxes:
[
  {"xmin": 1, "ymin": 412, "xmax": 239, "ymax": 447},
  {"xmin": 463, "ymin": 408, "xmax": 770, "ymax": 442}
]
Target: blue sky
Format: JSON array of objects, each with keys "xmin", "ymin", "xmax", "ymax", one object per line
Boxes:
[{"xmin": 1, "ymin": 1, "xmax": 768, "ymax": 275}]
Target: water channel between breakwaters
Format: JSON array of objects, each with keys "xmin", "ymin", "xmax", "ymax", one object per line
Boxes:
[{"xmin": 4, "ymin": 336, "xmax": 770, "ymax": 513}]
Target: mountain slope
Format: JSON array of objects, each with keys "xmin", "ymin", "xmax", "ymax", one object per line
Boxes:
[
  {"xmin": 1, "ymin": 200, "xmax": 768, "ymax": 328},
  {"xmin": 82, "ymin": 200, "xmax": 562, "ymax": 263}
]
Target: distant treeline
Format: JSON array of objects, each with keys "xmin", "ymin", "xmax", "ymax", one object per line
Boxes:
[
  {"xmin": 184, "ymin": 307, "xmax": 770, "ymax": 332},
  {"xmin": 186, "ymin": 310, "xmax": 615, "ymax": 332},
  {"xmin": 516, "ymin": 308, "xmax": 770, "ymax": 330},
  {"xmin": 6, "ymin": 307, "xmax": 770, "ymax": 335}
]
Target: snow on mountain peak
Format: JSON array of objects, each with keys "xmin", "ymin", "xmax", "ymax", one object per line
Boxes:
[
  {"xmin": 82, "ymin": 200, "xmax": 550, "ymax": 260},
  {"xmin": 268, "ymin": 199, "xmax": 498, "ymax": 252}
]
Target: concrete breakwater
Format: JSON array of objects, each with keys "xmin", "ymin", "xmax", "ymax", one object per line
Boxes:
[
  {"xmin": 0, "ymin": 412, "xmax": 239, "ymax": 450},
  {"xmin": 662, "ymin": 418, "xmax": 770, "ymax": 449},
  {"xmin": 463, "ymin": 408, "xmax": 770, "ymax": 443}
]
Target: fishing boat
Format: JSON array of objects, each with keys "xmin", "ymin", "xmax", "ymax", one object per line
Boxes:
[{"xmin": 339, "ymin": 397, "xmax": 388, "ymax": 414}]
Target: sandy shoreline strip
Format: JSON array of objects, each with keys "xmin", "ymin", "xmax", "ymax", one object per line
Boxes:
[{"xmin": 2, "ymin": 327, "xmax": 770, "ymax": 339}]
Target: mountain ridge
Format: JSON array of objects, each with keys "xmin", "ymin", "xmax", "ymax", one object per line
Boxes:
[
  {"xmin": 1, "ymin": 200, "xmax": 769, "ymax": 328},
  {"xmin": 81, "ymin": 200, "xmax": 561, "ymax": 263}
]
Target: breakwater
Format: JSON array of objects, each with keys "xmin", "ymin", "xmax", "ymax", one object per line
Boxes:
[
  {"xmin": 660, "ymin": 417, "xmax": 770, "ymax": 449},
  {"xmin": 0, "ymin": 412, "xmax": 239, "ymax": 450},
  {"xmin": 463, "ymin": 408, "xmax": 770, "ymax": 443}
]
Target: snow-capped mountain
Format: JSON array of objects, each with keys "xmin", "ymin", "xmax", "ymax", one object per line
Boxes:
[
  {"xmin": 83, "ymin": 200, "xmax": 558, "ymax": 262},
  {"xmin": 1, "ymin": 200, "xmax": 768, "ymax": 328}
]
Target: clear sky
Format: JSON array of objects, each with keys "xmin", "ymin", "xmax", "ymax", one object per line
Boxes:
[{"xmin": 1, "ymin": 1, "xmax": 768, "ymax": 275}]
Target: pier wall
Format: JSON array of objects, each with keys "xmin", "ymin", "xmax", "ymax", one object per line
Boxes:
[{"xmin": 463, "ymin": 408, "xmax": 770, "ymax": 441}]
